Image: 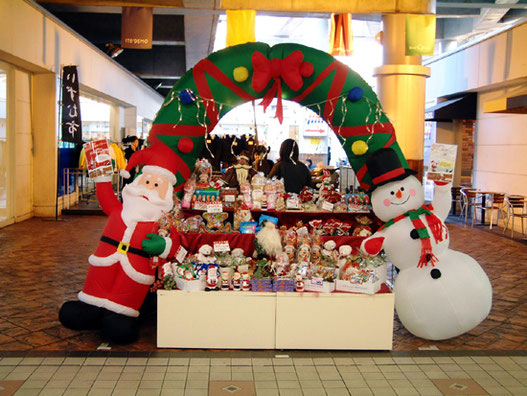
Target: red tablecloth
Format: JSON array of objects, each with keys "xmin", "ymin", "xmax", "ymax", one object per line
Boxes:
[{"xmin": 178, "ymin": 232, "xmax": 255, "ymax": 256}]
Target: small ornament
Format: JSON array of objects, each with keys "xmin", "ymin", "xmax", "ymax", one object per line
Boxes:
[
  {"xmin": 196, "ymin": 244, "xmax": 216, "ymax": 264},
  {"xmin": 205, "ymin": 266, "xmax": 219, "ymax": 291},
  {"xmin": 232, "ymin": 272, "xmax": 242, "ymax": 291},
  {"xmin": 295, "ymin": 273, "xmax": 305, "ymax": 292},
  {"xmin": 179, "ymin": 89, "xmax": 196, "ymax": 105},
  {"xmin": 178, "ymin": 137, "xmax": 194, "ymax": 153},
  {"xmin": 352, "ymin": 140, "xmax": 368, "ymax": 155},
  {"xmin": 233, "ymin": 66, "xmax": 249, "ymax": 82},
  {"xmin": 220, "ymin": 272, "xmax": 230, "ymax": 291},
  {"xmin": 347, "ymin": 86, "xmax": 363, "ymax": 102},
  {"xmin": 241, "ymin": 273, "xmax": 251, "ymax": 291}
]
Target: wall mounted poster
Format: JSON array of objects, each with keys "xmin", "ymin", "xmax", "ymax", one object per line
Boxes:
[{"xmin": 428, "ymin": 143, "xmax": 457, "ymax": 182}]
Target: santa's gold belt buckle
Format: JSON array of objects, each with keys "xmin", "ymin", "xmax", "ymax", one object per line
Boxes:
[{"xmin": 117, "ymin": 242, "xmax": 130, "ymax": 254}]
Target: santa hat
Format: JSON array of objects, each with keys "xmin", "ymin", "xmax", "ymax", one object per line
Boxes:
[{"xmin": 120, "ymin": 140, "xmax": 194, "ymax": 186}]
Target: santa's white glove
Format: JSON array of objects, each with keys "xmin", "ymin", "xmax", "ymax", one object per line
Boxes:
[{"xmin": 94, "ymin": 175, "xmax": 113, "ymax": 183}]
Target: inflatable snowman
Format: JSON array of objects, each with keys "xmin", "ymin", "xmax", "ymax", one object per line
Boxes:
[{"xmin": 361, "ymin": 148, "xmax": 492, "ymax": 340}]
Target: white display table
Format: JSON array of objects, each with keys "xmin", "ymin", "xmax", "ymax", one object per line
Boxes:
[{"xmin": 157, "ymin": 289, "xmax": 394, "ymax": 350}]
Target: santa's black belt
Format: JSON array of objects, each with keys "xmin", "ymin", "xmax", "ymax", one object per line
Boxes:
[{"xmin": 100, "ymin": 236, "xmax": 151, "ymax": 258}]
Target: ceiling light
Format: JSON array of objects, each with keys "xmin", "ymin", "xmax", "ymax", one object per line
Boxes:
[{"xmin": 105, "ymin": 43, "xmax": 124, "ymax": 58}]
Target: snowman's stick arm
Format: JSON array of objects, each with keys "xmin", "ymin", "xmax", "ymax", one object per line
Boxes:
[{"xmin": 432, "ymin": 181, "xmax": 453, "ymax": 222}]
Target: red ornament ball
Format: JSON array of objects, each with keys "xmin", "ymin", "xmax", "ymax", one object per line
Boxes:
[
  {"xmin": 178, "ymin": 138, "xmax": 194, "ymax": 153},
  {"xmin": 300, "ymin": 62, "xmax": 314, "ymax": 77}
]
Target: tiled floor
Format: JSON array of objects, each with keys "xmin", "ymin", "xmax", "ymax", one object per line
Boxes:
[{"xmin": 0, "ymin": 351, "xmax": 526, "ymax": 395}]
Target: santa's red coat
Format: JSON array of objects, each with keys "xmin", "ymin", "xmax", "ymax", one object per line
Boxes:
[{"xmin": 79, "ymin": 182, "xmax": 179, "ymax": 317}]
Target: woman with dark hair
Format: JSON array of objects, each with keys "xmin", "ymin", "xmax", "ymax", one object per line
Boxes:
[{"xmin": 268, "ymin": 139, "xmax": 313, "ymax": 193}]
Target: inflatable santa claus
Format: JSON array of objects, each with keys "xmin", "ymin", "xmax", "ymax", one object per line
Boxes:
[{"xmin": 59, "ymin": 143, "xmax": 188, "ymax": 344}]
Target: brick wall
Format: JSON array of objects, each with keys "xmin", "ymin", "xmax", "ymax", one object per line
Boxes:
[{"xmin": 460, "ymin": 120, "xmax": 475, "ymax": 187}]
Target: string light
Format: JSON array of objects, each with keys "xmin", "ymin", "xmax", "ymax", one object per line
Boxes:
[{"xmin": 161, "ymin": 88, "xmax": 390, "ymax": 159}]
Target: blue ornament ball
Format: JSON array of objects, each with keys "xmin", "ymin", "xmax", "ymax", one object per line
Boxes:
[
  {"xmin": 179, "ymin": 89, "xmax": 196, "ymax": 105},
  {"xmin": 347, "ymin": 87, "xmax": 363, "ymax": 102}
]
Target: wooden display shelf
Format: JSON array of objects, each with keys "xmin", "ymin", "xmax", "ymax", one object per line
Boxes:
[{"xmin": 157, "ymin": 287, "xmax": 394, "ymax": 350}]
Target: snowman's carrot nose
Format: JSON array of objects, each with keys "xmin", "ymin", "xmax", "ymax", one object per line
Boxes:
[{"xmin": 396, "ymin": 190, "xmax": 403, "ymax": 198}]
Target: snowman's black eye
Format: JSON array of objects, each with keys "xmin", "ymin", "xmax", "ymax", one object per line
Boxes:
[
  {"xmin": 146, "ymin": 180, "xmax": 150, "ymax": 184},
  {"xmin": 401, "ymin": 187, "xmax": 405, "ymax": 191},
  {"xmin": 390, "ymin": 191, "xmax": 395, "ymax": 195},
  {"xmin": 154, "ymin": 183, "xmax": 159, "ymax": 187}
]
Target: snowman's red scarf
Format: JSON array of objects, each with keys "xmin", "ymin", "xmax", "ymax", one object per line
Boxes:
[{"xmin": 379, "ymin": 204, "xmax": 446, "ymax": 268}]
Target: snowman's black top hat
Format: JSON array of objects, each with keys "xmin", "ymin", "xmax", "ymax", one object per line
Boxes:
[{"xmin": 366, "ymin": 148, "xmax": 417, "ymax": 193}]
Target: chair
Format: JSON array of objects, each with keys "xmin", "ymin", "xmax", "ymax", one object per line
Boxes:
[
  {"xmin": 460, "ymin": 188, "xmax": 482, "ymax": 226},
  {"xmin": 503, "ymin": 195, "xmax": 527, "ymax": 238},
  {"xmin": 480, "ymin": 192, "xmax": 506, "ymax": 230}
]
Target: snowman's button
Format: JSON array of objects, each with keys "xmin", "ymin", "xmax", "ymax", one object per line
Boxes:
[
  {"xmin": 430, "ymin": 269, "xmax": 441, "ymax": 279},
  {"xmin": 410, "ymin": 229, "xmax": 419, "ymax": 239}
]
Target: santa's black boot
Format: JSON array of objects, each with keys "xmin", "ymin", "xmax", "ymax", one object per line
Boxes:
[
  {"xmin": 101, "ymin": 310, "xmax": 139, "ymax": 345},
  {"xmin": 59, "ymin": 301, "xmax": 103, "ymax": 330}
]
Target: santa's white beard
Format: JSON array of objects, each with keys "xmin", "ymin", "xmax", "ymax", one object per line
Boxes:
[
  {"xmin": 121, "ymin": 182, "xmax": 174, "ymax": 225},
  {"xmin": 256, "ymin": 225, "xmax": 283, "ymax": 258},
  {"xmin": 235, "ymin": 164, "xmax": 251, "ymax": 184}
]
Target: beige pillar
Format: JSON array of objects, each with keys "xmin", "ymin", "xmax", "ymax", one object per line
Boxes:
[
  {"xmin": 374, "ymin": 13, "xmax": 430, "ymax": 178},
  {"xmin": 32, "ymin": 73, "xmax": 58, "ymax": 217},
  {"xmin": 109, "ymin": 104, "xmax": 122, "ymax": 142},
  {"xmin": 124, "ymin": 106, "xmax": 138, "ymax": 138}
]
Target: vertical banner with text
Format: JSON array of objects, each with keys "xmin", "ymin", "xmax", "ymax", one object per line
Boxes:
[
  {"xmin": 61, "ymin": 65, "xmax": 82, "ymax": 144},
  {"xmin": 121, "ymin": 7, "xmax": 153, "ymax": 49}
]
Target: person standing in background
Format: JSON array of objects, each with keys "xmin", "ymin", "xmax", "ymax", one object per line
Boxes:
[
  {"xmin": 268, "ymin": 139, "xmax": 313, "ymax": 194},
  {"xmin": 305, "ymin": 158, "xmax": 315, "ymax": 171},
  {"xmin": 123, "ymin": 136, "xmax": 139, "ymax": 185}
]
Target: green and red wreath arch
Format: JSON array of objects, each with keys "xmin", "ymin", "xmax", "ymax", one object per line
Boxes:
[{"xmin": 148, "ymin": 42, "xmax": 408, "ymax": 192}]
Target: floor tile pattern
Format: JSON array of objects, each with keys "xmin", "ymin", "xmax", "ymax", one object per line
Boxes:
[
  {"xmin": 0, "ymin": 215, "xmax": 526, "ymax": 351},
  {"xmin": 0, "ymin": 353, "xmax": 525, "ymax": 395}
]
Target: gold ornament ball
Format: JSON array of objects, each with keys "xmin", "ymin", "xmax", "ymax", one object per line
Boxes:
[
  {"xmin": 352, "ymin": 140, "xmax": 368, "ymax": 155},
  {"xmin": 233, "ymin": 67, "xmax": 249, "ymax": 82}
]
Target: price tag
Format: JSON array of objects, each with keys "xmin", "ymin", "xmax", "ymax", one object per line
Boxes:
[
  {"xmin": 322, "ymin": 201, "xmax": 334, "ymax": 211},
  {"xmin": 213, "ymin": 241, "xmax": 231, "ymax": 253},
  {"xmin": 224, "ymin": 194, "xmax": 235, "ymax": 202},
  {"xmin": 193, "ymin": 201, "xmax": 207, "ymax": 211},
  {"xmin": 175, "ymin": 246, "xmax": 188, "ymax": 264},
  {"xmin": 207, "ymin": 202, "xmax": 223, "ymax": 213},
  {"xmin": 311, "ymin": 277, "xmax": 324, "ymax": 286}
]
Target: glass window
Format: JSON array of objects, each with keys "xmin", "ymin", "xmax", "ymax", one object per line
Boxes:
[
  {"xmin": 0, "ymin": 69, "xmax": 8, "ymax": 223},
  {"xmin": 80, "ymin": 96, "xmax": 111, "ymax": 141}
]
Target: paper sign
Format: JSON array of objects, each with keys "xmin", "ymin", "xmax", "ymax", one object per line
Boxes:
[
  {"xmin": 175, "ymin": 246, "xmax": 187, "ymax": 264},
  {"xmin": 224, "ymin": 194, "xmax": 235, "ymax": 202},
  {"xmin": 213, "ymin": 241, "xmax": 231, "ymax": 253},
  {"xmin": 84, "ymin": 139, "xmax": 113, "ymax": 179},
  {"xmin": 322, "ymin": 201, "xmax": 334, "ymax": 211},
  {"xmin": 311, "ymin": 277, "xmax": 324, "ymax": 287},
  {"xmin": 207, "ymin": 202, "xmax": 223, "ymax": 213},
  {"xmin": 428, "ymin": 143, "xmax": 457, "ymax": 182}
]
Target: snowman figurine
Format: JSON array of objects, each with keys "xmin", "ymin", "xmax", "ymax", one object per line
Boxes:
[{"xmin": 360, "ymin": 148, "xmax": 492, "ymax": 341}]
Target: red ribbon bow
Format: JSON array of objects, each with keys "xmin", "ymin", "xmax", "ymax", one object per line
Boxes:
[{"xmin": 251, "ymin": 50, "xmax": 313, "ymax": 123}]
